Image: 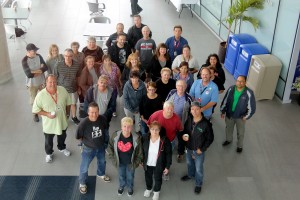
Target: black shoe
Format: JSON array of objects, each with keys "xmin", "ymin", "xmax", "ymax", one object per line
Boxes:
[
  {"xmin": 33, "ymin": 114, "xmax": 39, "ymax": 122},
  {"xmin": 127, "ymin": 189, "xmax": 133, "ymax": 196},
  {"xmin": 118, "ymin": 188, "xmax": 124, "ymax": 195},
  {"xmin": 194, "ymin": 186, "xmax": 201, "ymax": 194},
  {"xmin": 181, "ymin": 175, "xmax": 191, "ymax": 181},
  {"xmin": 72, "ymin": 117, "xmax": 80, "ymax": 125},
  {"xmin": 222, "ymin": 141, "xmax": 231, "ymax": 146},
  {"xmin": 236, "ymin": 147, "xmax": 243, "ymax": 153}
]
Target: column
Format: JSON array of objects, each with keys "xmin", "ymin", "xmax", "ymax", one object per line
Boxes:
[{"xmin": 0, "ymin": 8, "xmax": 13, "ymax": 84}]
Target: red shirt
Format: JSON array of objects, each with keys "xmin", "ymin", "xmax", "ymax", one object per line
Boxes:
[{"xmin": 148, "ymin": 110, "xmax": 183, "ymax": 141}]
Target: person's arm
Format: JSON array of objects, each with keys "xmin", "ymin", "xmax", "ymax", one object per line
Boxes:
[
  {"xmin": 220, "ymin": 87, "xmax": 231, "ymax": 118},
  {"xmin": 106, "ymin": 34, "xmax": 113, "ymax": 48},
  {"xmin": 199, "ymin": 122, "xmax": 214, "ymax": 152},
  {"xmin": 38, "ymin": 54, "xmax": 48, "ymax": 73},
  {"xmin": 201, "ymin": 102, "xmax": 216, "ymax": 113},
  {"xmin": 22, "ymin": 56, "xmax": 34, "ymax": 78},
  {"xmin": 244, "ymin": 89, "xmax": 256, "ymax": 120}
]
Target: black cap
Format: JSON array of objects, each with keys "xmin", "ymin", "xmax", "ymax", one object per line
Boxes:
[
  {"xmin": 26, "ymin": 43, "xmax": 39, "ymax": 51},
  {"xmin": 191, "ymin": 101, "xmax": 201, "ymax": 108}
]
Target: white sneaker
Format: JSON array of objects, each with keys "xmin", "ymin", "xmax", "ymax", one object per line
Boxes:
[
  {"xmin": 152, "ymin": 191, "xmax": 160, "ymax": 200},
  {"xmin": 59, "ymin": 149, "xmax": 71, "ymax": 156},
  {"xmin": 45, "ymin": 154, "xmax": 53, "ymax": 163},
  {"xmin": 144, "ymin": 189, "xmax": 152, "ymax": 197}
]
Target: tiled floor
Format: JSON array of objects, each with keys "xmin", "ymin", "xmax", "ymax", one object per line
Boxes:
[{"xmin": 1, "ymin": 0, "xmax": 300, "ymax": 200}]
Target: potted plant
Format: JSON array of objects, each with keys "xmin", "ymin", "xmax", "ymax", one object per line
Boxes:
[
  {"xmin": 292, "ymin": 77, "xmax": 300, "ymax": 105},
  {"xmin": 218, "ymin": 0, "xmax": 265, "ymax": 63}
]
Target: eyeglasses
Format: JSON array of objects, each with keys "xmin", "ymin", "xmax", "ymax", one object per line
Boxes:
[
  {"xmin": 147, "ymin": 88, "xmax": 156, "ymax": 91},
  {"xmin": 150, "ymin": 128, "xmax": 160, "ymax": 132}
]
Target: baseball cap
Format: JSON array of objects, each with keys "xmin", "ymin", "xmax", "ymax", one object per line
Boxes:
[
  {"xmin": 26, "ymin": 43, "xmax": 39, "ymax": 51},
  {"xmin": 191, "ymin": 101, "xmax": 201, "ymax": 108}
]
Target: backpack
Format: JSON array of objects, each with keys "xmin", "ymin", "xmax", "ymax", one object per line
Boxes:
[{"xmin": 15, "ymin": 27, "xmax": 26, "ymax": 37}]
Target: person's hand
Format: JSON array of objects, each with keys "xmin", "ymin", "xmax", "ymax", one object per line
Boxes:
[
  {"xmin": 182, "ymin": 134, "xmax": 189, "ymax": 142},
  {"xmin": 221, "ymin": 114, "xmax": 225, "ymax": 119},
  {"xmin": 47, "ymin": 112, "xmax": 56, "ymax": 119},
  {"xmin": 242, "ymin": 117, "xmax": 247, "ymax": 121},
  {"xmin": 163, "ymin": 168, "xmax": 169, "ymax": 175},
  {"xmin": 196, "ymin": 149, "xmax": 202, "ymax": 155}
]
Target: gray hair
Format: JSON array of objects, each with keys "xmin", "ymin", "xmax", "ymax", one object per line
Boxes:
[
  {"xmin": 87, "ymin": 36, "xmax": 96, "ymax": 42},
  {"xmin": 163, "ymin": 101, "xmax": 174, "ymax": 109}
]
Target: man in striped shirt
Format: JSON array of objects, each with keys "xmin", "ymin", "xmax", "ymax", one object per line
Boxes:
[{"xmin": 54, "ymin": 48, "xmax": 82, "ymax": 125}]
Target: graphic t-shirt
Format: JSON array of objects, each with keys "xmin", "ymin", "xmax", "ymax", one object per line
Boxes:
[
  {"xmin": 75, "ymin": 115, "xmax": 107, "ymax": 149},
  {"xmin": 118, "ymin": 133, "xmax": 134, "ymax": 165}
]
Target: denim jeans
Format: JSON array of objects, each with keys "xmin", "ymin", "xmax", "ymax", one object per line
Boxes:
[
  {"xmin": 79, "ymin": 145, "xmax": 106, "ymax": 185},
  {"xmin": 118, "ymin": 163, "xmax": 135, "ymax": 191},
  {"xmin": 140, "ymin": 120, "xmax": 149, "ymax": 136},
  {"xmin": 186, "ymin": 149, "xmax": 205, "ymax": 187}
]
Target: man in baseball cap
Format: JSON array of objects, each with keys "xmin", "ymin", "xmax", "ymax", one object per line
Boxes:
[
  {"xmin": 22, "ymin": 43, "xmax": 47, "ymax": 122},
  {"xmin": 26, "ymin": 43, "xmax": 39, "ymax": 51}
]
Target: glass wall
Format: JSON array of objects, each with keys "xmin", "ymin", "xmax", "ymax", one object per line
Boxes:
[{"xmin": 192, "ymin": 0, "xmax": 300, "ymax": 102}]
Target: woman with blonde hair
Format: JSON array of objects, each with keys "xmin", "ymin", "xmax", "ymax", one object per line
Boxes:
[
  {"xmin": 46, "ymin": 44, "xmax": 63, "ymax": 74},
  {"xmin": 108, "ymin": 117, "xmax": 143, "ymax": 196},
  {"xmin": 122, "ymin": 52, "xmax": 146, "ymax": 85}
]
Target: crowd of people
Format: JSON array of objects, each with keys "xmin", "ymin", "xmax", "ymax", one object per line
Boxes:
[{"xmin": 22, "ymin": 14, "xmax": 256, "ymax": 200}]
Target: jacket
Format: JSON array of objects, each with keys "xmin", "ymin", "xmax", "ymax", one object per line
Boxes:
[
  {"xmin": 166, "ymin": 89, "xmax": 192, "ymax": 126},
  {"xmin": 142, "ymin": 132, "xmax": 172, "ymax": 171},
  {"xmin": 184, "ymin": 114, "xmax": 214, "ymax": 152},
  {"xmin": 123, "ymin": 79, "xmax": 147, "ymax": 112},
  {"xmin": 146, "ymin": 55, "xmax": 172, "ymax": 81},
  {"xmin": 127, "ymin": 23, "xmax": 152, "ymax": 49},
  {"xmin": 79, "ymin": 63, "xmax": 101, "ymax": 97},
  {"xmin": 83, "ymin": 84, "xmax": 117, "ymax": 122},
  {"xmin": 108, "ymin": 130, "xmax": 143, "ymax": 169},
  {"xmin": 108, "ymin": 43, "xmax": 131, "ymax": 70},
  {"xmin": 220, "ymin": 85, "xmax": 256, "ymax": 120}
]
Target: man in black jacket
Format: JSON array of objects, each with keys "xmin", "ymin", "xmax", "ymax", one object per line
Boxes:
[
  {"xmin": 108, "ymin": 33, "xmax": 131, "ymax": 73},
  {"xmin": 181, "ymin": 101, "xmax": 214, "ymax": 194},
  {"xmin": 220, "ymin": 75, "xmax": 256, "ymax": 153},
  {"xmin": 127, "ymin": 15, "xmax": 152, "ymax": 51}
]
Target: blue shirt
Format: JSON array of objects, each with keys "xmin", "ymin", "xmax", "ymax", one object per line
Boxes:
[
  {"xmin": 165, "ymin": 36, "xmax": 188, "ymax": 61},
  {"xmin": 189, "ymin": 80, "xmax": 219, "ymax": 117},
  {"xmin": 173, "ymin": 93, "xmax": 186, "ymax": 120}
]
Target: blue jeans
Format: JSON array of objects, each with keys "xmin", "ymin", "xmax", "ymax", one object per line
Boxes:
[
  {"xmin": 140, "ymin": 120, "xmax": 149, "ymax": 135},
  {"xmin": 118, "ymin": 163, "xmax": 135, "ymax": 191},
  {"xmin": 186, "ymin": 149, "xmax": 205, "ymax": 187},
  {"xmin": 79, "ymin": 145, "xmax": 106, "ymax": 185}
]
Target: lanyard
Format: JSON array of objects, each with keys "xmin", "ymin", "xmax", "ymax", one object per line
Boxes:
[
  {"xmin": 46, "ymin": 88, "xmax": 58, "ymax": 104},
  {"xmin": 174, "ymin": 38, "xmax": 180, "ymax": 50}
]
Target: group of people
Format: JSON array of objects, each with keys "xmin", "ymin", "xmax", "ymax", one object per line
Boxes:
[{"xmin": 22, "ymin": 14, "xmax": 256, "ymax": 200}]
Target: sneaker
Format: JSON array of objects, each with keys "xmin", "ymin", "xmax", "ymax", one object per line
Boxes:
[
  {"xmin": 117, "ymin": 188, "xmax": 124, "ymax": 195},
  {"xmin": 177, "ymin": 154, "xmax": 183, "ymax": 163},
  {"xmin": 97, "ymin": 175, "xmax": 111, "ymax": 183},
  {"xmin": 181, "ymin": 175, "xmax": 191, "ymax": 181},
  {"xmin": 144, "ymin": 189, "xmax": 152, "ymax": 197},
  {"xmin": 33, "ymin": 114, "xmax": 39, "ymax": 122},
  {"xmin": 222, "ymin": 141, "xmax": 231, "ymax": 146},
  {"xmin": 194, "ymin": 186, "xmax": 202, "ymax": 194},
  {"xmin": 127, "ymin": 189, "xmax": 134, "ymax": 197},
  {"xmin": 162, "ymin": 173, "xmax": 169, "ymax": 181},
  {"xmin": 45, "ymin": 154, "xmax": 53, "ymax": 163},
  {"xmin": 152, "ymin": 191, "xmax": 160, "ymax": 200},
  {"xmin": 59, "ymin": 149, "xmax": 71, "ymax": 156},
  {"xmin": 71, "ymin": 116, "xmax": 80, "ymax": 125},
  {"xmin": 79, "ymin": 184, "xmax": 87, "ymax": 194},
  {"xmin": 112, "ymin": 112, "xmax": 117, "ymax": 117}
]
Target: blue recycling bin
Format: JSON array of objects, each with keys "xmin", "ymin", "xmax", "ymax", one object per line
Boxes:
[
  {"xmin": 224, "ymin": 34, "xmax": 257, "ymax": 75},
  {"xmin": 234, "ymin": 43, "xmax": 270, "ymax": 79}
]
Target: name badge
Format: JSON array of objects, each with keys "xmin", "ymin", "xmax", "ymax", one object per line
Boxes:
[{"xmin": 174, "ymin": 51, "xmax": 177, "ymax": 57}]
